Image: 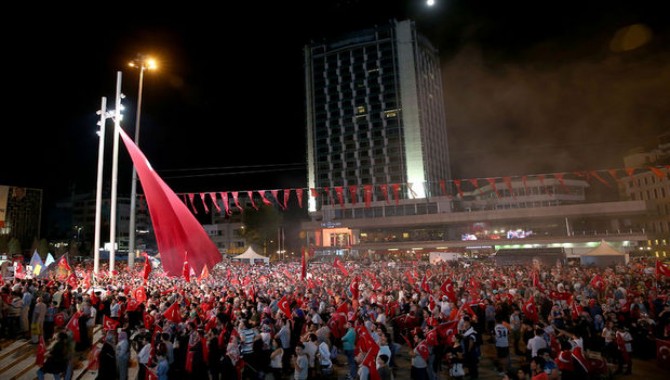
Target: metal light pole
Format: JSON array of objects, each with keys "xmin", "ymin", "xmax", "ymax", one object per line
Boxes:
[
  {"xmin": 110, "ymin": 71, "xmax": 123, "ymax": 274},
  {"xmin": 93, "ymin": 96, "xmax": 108, "ymax": 275},
  {"xmin": 127, "ymin": 54, "xmax": 156, "ymax": 270}
]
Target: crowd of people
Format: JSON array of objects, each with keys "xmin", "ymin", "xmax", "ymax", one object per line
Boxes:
[{"xmin": 1, "ymin": 254, "xmax": 669, "ymax": 380}]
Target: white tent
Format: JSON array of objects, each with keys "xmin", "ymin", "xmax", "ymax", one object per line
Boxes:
[
  {"xmin": 233, "ymin": 247, "xmax": 270, "ymax": 265},
  {"xmin": 580, "ymin": 240, "xmax": 629, "ymax": 267}
]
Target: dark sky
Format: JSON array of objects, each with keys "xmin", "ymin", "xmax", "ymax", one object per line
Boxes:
[{"xmin": 4, "ymin": 0, "xmax": 669, "ymax": 210}]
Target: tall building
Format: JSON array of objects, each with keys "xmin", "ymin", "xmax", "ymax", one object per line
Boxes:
[
  {"xmin": 304, "ymin": 19, "xmax": 450, "ymax": 213},
  {"xmin": 299, "ymin": 20, "xmax": 654, "ymax": 259}
]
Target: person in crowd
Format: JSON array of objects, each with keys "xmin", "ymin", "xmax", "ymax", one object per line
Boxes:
[
  {"xmin": 341, "ymin": 320, "xmax": 357, "ymax": 380},
  {"xmin": 96, "ymin": 332, "xmax": 117, "ymax": 380},
  {"xmin": 37, "ymin": 331, "xmax": 69, "ymax": 380},
  {"xmin": 292, "ymin": 342, "xmax": 308, "ymax": 380},
  {"xmin": 270, "ymin": 337, "xmax": 285, "ymax": 380},
  {"xmin": 116, "ymin": 330, "xmax": 130, "ymax": 380}
]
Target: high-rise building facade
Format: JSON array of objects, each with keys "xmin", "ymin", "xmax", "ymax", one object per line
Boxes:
[{"xmin": 304, "ymin": 19, "xmax": 450, "ymax": 213}]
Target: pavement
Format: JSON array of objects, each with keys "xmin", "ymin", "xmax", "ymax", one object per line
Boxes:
[{"xmin": 2, "ymin": 328, "xmax": 669, "ymax": 380}]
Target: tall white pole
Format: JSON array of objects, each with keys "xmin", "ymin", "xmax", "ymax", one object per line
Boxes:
[
  {"xmin": 110, "ymin": 71, "xmax": 123, "ymax": 274},
  {"xmin": 93, "ymin": 96, "xmax": 107, "ymax": 275},
  {"xmin": 128, "ymin": 65, "xmax": 145, "ymax": 271}
]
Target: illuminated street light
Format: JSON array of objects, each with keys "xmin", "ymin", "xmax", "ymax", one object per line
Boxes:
[{"xmin": 127, "ymin": 54, "xmax": 157, "ymax": 270}]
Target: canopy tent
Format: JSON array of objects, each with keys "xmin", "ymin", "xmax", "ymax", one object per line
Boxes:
[
  {"xmin": 233, "ymin": 247, "xmax": 270, "ymax": 265},
  {"xmin": 580, "ymin": 240, "xmax": 628, "ymax": 267}
]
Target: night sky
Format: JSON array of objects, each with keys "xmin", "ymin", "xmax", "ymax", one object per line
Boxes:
[{"xmin": 4, "ymin": 0, "xmax": 669, "ymax": 211}]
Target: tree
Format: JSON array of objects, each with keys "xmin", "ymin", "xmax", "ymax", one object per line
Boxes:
[
  {"xmin": 0, "ymin": 235, "xmax": 8, "ymax": 253},
  {"xmin": 8, "ymin": 237, "xmax": 22, "ymax": 256},
  {"xmin": 240, "ymin": 204, "xmax": 283, "ymax": 255}
]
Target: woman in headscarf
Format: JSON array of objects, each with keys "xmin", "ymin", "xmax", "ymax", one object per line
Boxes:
[
  {"xmin": 116, "ymin": 330, "xmax": 130, "ymax": 380},
  {"xmin": 96, "ymin": 332, "xmax": 117, "ymax": 380}
]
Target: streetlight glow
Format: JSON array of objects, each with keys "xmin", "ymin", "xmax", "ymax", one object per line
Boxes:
[{"xmin": 128, "ymin": 54, "xmax": 157, "ymax": 270}]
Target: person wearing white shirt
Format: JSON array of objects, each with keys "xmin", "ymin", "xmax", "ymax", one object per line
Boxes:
[{"xmin": 137, "ymin": 336, "xmax": 152, "ymax": 380}]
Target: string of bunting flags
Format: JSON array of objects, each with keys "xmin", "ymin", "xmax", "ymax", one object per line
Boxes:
[{"xmin": 163, "ymin": 165, "xmax": 669, "ymax": 214}]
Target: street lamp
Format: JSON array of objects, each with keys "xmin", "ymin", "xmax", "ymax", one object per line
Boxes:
[{"xmin": 127, "ymin": 54, "xmax": 157, "ymax": 270}]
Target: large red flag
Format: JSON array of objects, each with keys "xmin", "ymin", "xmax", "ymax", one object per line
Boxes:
[
  {"xmin": 333, "ymin": 257, "xmax": 349, "ymax": 276},
  {"xmin": 656, "ymin": 261, "xmax": 670, "ymax": 278},
  {"xmin": 119, "ymin": 128, "xmax": 222, "ymax": 277}
]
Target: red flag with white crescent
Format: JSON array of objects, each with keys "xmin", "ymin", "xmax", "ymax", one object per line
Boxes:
[
  {"xmin": 333, "ymin": 257, "xmax": 348, "ymax": 276},
  {"xmin": 103, "ymin": 315, "xmax": 120, "ymax": 331},
  {"xmin": 163, "ymin": 302, "xmax": 182, "ymax": 323},
  {"xmin": 66, "ymin": 311, "xmax": 82, "ymax": 342},
  {"xmin": 36, "ymin": 335, "xmax": 46, "ymax": 366},
  {"xmin": 278, "ymin": 295, "xmax": 293, "ymax": 320},
  {"xmin": 416, "ymin": 339, "xmax": 430, "ymax": 360},
  {"xmin": 657, "ymin": 338, "xmax": 670, "ymax": 369},
  {"xmin": 656, "ymin": 261, "xmax": 670, "ymax": 278}
]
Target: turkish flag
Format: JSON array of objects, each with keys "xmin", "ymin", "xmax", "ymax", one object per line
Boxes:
[
  {"xmin": 361, "ymin": 346, "xmax": 381, "ymax": 380},
  {"xmin": 356, "ymin": 324, "xmax": 379, "ymax": 353},
  {"xmin": 426, "ymin": 328, "xmax": 439, "ymax": 346},
  {"xmin": 301, "ymin": 247, "xmax": 307, "ymax": 281},
  {"xmin": 142, "ymin": 253, "xmax": 152, "ymax": 282},
  {"xmin": 278, "ymin": 295, "xmax": 293, "ymax": 320},
  {"xmin": 54, "ymin": 312, "xmax": 66, "ymax": 327},
  {"xmin": 163, "ymin": 302, "xmax": 182, "ymax": 323},
  {"xmin": 183, "ymin": 255, "xmax": 191, "ymax": 282},
  {"xmin": 656, "ymin": 261, "xmax": 670, "ymax": 278},
  {"xmin": 590, "ymin": 274, "xmax": 605, "ymax": 291},
  {"xmin": 416, "ymin": 339, "xmax": 430, "ymax": 360},
  {"xmin": 333, "ymin": 257, "xmax": 349, "ymax": 276},
  {"xmin": 440, "ymin": 279, "xmax": 456, "ymax": 302},
  {"xmin": 126, "ymin": 299, "xmax": 140, "ymax": 312},
  {"xmin": 327, "ymin": 312, "xmax": 347, "ymax": 339},
  {"xmin": 103, "ymin": 315, "xmax": 120, "ymax": 331},
  {"xmin": 437, "ymin": 320, "xmax": 459, "ymax": 346},
  {"xmin": 420, "ymin": 275, "xmax": 431, "ymax": 293},
  {"xmin": 524, "ymin": 298, "xmax": 538, "ymax": 323},
  {"xmin": 144, "ymin": 311, "xmax": 155, "ymax": 330},
  {"xmin": 36, "ymin": 335, "xmax": 46, "ymax": 366},
  {"xmin": 66, "ymin": 311, "xmax": 82, "ymax": 342},
  {"xmin": 135, "ymin": 287, "xmax": 147, "ymax": 303},
  {"xmin": 657, "ymin": 338, "xmax": 670, "ymax": 369},
  {"xmin": 67, "ymin": 272, "xmax": 78, "ymax": 289},
  {"xmin": 350, "ymin": 277, "xmax": 360, "ymax": 300}
]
